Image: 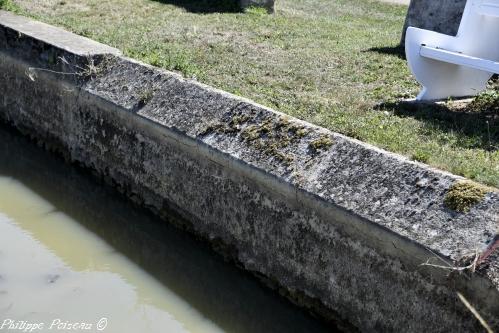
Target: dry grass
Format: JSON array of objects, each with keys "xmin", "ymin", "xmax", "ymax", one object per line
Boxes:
[{"xmin": 457, "ymin": 293, "xmax": 494, "ymax": 333}]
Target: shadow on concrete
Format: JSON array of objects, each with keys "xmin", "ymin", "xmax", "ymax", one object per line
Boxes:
[
  {"xmin": 365, "ymin": 45, "xmax": 406, "ymax": 60},
  {"xmin": 377, "ymin": 100, "xmax": 498, "ymax": 151},
  {"xmin": 150, "ymin": 0, "xmax": 241, "ymax": 13}
]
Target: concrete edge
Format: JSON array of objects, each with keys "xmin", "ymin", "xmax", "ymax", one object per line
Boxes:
[{"xmin": 0, "ymin": 11, "xmax": 120, "ymax": 56}]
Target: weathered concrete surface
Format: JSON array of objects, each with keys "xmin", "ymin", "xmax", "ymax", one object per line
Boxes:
[
  {"xmin": 239, "ymin": 0, "xmax": 274, "ymax": 13},
  {"xmin": 1, "ymin": 11, "xmax": 498, "ymax": 332},
  {"xmin": 401, "ymin": 0, "xmax": 466, "ymax": 45}
]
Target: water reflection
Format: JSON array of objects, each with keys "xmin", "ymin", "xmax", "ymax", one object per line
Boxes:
[{"xmin": 0, "ymin": 124, "xmax": 334, "ymax": 333}]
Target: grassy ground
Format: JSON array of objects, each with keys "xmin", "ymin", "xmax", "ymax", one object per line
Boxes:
[{"xmin": 2, "ymin": 0, "xmax": 498, "ymax": 187}]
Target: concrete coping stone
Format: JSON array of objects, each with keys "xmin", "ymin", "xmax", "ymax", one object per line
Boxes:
[
  {"xmin": 85, "ymin": 55, "xmax": 499, "ymax": 267},
  {"xmin": 0, "ymin": 11, "xmax": 120, "ymax": 56}
]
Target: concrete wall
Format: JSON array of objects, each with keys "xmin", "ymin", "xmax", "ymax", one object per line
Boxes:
[
  {"xmin": 401, "ymin": 0, "xmax": 467, "ymax": 44},
  {"xmin": 1, "ymin": 11, "xmax": 498, "ymax": 332}
]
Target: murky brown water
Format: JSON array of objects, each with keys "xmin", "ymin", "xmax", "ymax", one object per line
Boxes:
[{"xmin": 0, "ymin": 124, "xmax": 334, "ymax": 333}]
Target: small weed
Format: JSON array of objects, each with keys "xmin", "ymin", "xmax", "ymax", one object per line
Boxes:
[
  {"xmin": 244, "ymin": 6, "xmax": 268, "ymax": 16},
  {"xmin": 469, "ymin": 89, "xmax": 499, "ymax": 113},
  {"xmin": 25, "ymin": 55, "xmax": 110, "ymax": 83},
  {"xmin": 421, "ymin": 248, "xmax": 480, "ymax": 273},
  {"xmin": 0, "ymin": 0, "xmax": 21, "ymax": 12},
  {"xmin": 411, "ymin": 150, "xmax": 430, "ymax": 163},
  {"xmin": 457, "ymin": 293, "xmax": 494, "ymax": 333},
  {"xmin": 80, "ymin": 56, "xmax": 109, "ymax": 78},
  {"xmin": 138, "ymin": 89, "xmax": 154, "ymax": 107}
]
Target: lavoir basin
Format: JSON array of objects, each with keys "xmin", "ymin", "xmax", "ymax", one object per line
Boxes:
[{"xmin": 0, "ymin": 124, "xmax": 335, "ymax": 333}]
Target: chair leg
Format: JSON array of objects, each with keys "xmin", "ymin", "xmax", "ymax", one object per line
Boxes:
[
  {"xmin": 405, "ymin": 27, "xmax": 492, "ymax": 101},
  {"xmin": 416, "ymin": 87, "xmax": 428, "ymax": 101}
]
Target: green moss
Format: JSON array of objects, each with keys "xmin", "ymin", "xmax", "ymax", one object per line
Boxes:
[
  {"xmin": 444, "ymin": 181, "xmax": 490, "ymax": 213},
  {"xmin": 241, "ymin": 120, "xmax": 272, "ymax": 141},
  {"xmin": 138, "ymin": 89, "xmax": 154, "ymax": 107},
  {"xmin": 241, "ymin": 125, "xmax": 261, "ymax": 141},
  {"xmin": 200, "ymin": 122, "xmax": 232, "ymax": 136},
  {"xmin": 309, "ymin": 135, "xmax": 333, "ymax": 152},
  {"xmin": 295, "ymin": 128, "xmax": 309, "ymax": 138},
  {"xmin": 255, "ymin": 141, "xmax": 294, "ymax": 163},
  {"xmin": 230, "ymin": 114, "xmax": 251, "ymax": 126},
  {"xmin": 240, "ymin": 119, "xmax": 294, "ymax": 162},
  {"xmin": 199, "ymin": 113, "xmax": 252, "ymax": 136},
  {"xmin": 201, "ymin": 115, "xmax": 304, "ymax": 165}
]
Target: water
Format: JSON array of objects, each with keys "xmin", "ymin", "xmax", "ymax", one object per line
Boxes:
[{"xmin": 0, "ymin": 124, "xmax": 334, "ymax": 333}]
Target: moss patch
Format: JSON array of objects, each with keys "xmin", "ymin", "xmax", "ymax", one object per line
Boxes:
[
  {"xmin": 444, "ymin": 181, "xmax": 490, "ymax": 213},
  {"xmin": 309, "ymin": 135, "xmax": 334, "ymax": 152},
  {"xmin": 137, "ymin": 89, "xmax": 154, "ymax": 108},
  {"xmin": 200, "ymin": 114, "xmax": 310, "ymax": 165}
]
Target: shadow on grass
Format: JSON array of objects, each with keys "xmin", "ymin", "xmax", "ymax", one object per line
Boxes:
[
  {"xmin": 378, "ymin": 100, "xmax": 498, "ymax": 151},
  {"xmin": 150, "ymin": 0, "xmax": 241, "ymax": 13},
  {"xmin": 365, "ymin": 45, "xmax": 406, "ymax": 60}
]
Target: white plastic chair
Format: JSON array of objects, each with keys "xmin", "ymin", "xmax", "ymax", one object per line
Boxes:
[{"xmin": 406, "ymin": 0, "xmax": 499, "ymax": 100}]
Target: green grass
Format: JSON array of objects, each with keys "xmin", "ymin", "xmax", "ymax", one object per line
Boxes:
[
  {"xmin": 7, "ymin": 0, "xmax": 499, "ymax": 187},
  {"xmin": 0, "ymin": 0, "xmax": 22, "ymax": 12}
]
